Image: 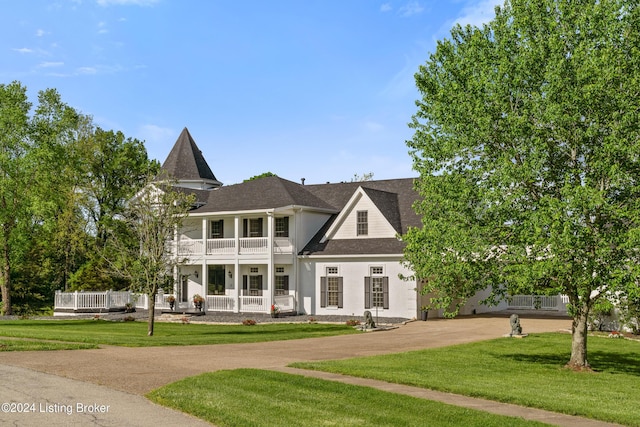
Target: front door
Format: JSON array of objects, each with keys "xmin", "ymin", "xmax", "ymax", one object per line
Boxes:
[{"xmin": 181, "ymin": 275, "xmax": 188, "ymax": 302}]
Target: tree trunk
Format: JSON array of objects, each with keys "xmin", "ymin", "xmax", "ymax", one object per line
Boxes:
[
  {"xmin": 1, "ymin": 239, "xmax": 12, "ymax": 316},
  {"xmin": 147, "ymin": 292, "xmax": 155, "ymax": 336},
  {"xmin": 567, "ymin": 303, "xmax": 590, "ymax": 369}
]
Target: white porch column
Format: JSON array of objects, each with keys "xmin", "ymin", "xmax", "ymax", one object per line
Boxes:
[
  {"xmin": 202, "ymin": 218, "xmax": 208, "ymax": 256},
  {"xmin": 201, "ymin": 261, "xmax": 208, "ymax": 311},
  {"xmin": 233, "ymin": 216, "xmax": 240, "ymax": 313},
  {"xmin": 267, "ymin": 212, "xmax": 274, "ymax": 312}
]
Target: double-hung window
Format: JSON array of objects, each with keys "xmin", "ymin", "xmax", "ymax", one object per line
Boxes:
[
  {"xmin": 365, "ymin": 266, "xmax": 389, "ymax": 309},
  {"xmin": 321, "ymin": 266, "xmax": 343, "ymax": 308},
  {"xmin": 274, "ymin": 266, "xmax": 289, "ymax": 296},
  {"xmin": 357, "ymin": 211, "xmax": 368, "ymax": 236},
  {"xmin": 210, "ymin": 220, "xmax": 224, "ymax": 239},
  {"xmin": 275, "ymin": 217, "xmax": 289, "ymax": 238}
]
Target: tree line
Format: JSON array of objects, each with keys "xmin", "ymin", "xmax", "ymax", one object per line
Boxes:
[{"xmin": 0, "ymin": 81, "xmax": 161, "ymax": 316}]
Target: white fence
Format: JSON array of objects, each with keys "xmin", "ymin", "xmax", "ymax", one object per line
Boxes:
[{"xmin": 508, "ymin": 295, "xmax": 560, "ymax": 310}]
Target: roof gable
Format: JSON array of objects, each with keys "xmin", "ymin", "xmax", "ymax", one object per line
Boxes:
[
  {"xmin": 161, "ymin": 127, "xmax": 221, "ymax": 188},
  {"xmin": 321, "ymin": 187, "xmax": 398, "ymax": 242},
  {"xmin": 301, "ymin": 178, "xmax": 422, "ymax": 256}
]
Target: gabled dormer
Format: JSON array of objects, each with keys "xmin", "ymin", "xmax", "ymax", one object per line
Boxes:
[
  {"xmin": 161, "ymin": 127, "xmax": 222, "ymax": 190},
  {"xmin": 320, "ymin": 186, "xmax": 400, "ymax": 243}
]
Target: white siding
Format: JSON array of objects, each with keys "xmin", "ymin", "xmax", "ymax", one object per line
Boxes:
[
  {"xmin": 301, "ymin": 256, "xmax": 418, "ymax": 319},
  {"xmin": 298, "ymin": 211, "xmax": 332, "ymax": 248},
  {"xmin": 332, "ymin": 194, "xmax": 397, "ymax": 239}
]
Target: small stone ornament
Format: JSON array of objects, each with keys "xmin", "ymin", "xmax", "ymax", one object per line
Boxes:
[{"xmin": 506, "ymin": 313, "xmax": 528, "ymax": 338}]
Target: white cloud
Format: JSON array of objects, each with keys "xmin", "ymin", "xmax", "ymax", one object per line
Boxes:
[
  {"xmin": 77, "ymin": 66, "xmax": 98, "ymax": 74},
  {"xmin": 380, "ymin": 3, "xmax": 392, "ymax": 12},
  {"xmin": 96, "ymin": 0, "xmax": 159, "ymax": 6},
  {"xmin": 454, "ymin": 0, "xmax": 502, "ymax": 28},
  {"xmin": 35, "ymin": 29, "xmax": 46, "ymax": 37},
  {"xmin": 37, "ymin": 61, "xmax": 64, "ymax": 68},
  {"xmin": 98, "ymin": 21, "xmax": 108, "ymax": 34},
  {"xmin": 399, "ymin": 1, "xmax": 424, "ymax": 17},
  {"xmin": 13, "ymin": 47, "xmax": 33, "ymax": 54}
]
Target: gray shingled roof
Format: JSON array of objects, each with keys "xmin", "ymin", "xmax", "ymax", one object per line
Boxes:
[
  {"xmin": 191, "ymin": 176, "xmax": 337, "ymax": 213},
  {"xmin": 161, "ymin": 128, "xmax": 218, "ymax": 182},
  {"xmin": 301, "ymin": 178, "xmax": 421, "ymax": 256}
]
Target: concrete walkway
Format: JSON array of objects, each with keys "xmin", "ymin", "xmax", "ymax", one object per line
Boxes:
[{"xmin": 0, "ymin": 315, "xmax": 622, "ymax": 426}]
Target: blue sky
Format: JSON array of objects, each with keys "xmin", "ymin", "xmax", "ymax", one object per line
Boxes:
[{"xmin": 2, "ymin": 0, "xmax": 501, "ymax": 185}]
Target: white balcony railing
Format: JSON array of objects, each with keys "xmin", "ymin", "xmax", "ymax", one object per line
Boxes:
[
  {"xmin": 171, "ymin": 237, "xmax": 293, "ymax": 257},
  {"xmin": 274, "ymin": 238, "xmax": 293, "ymax": 254},
  {"xmin": 239, "ymin": 237, "xmax": 268, "ymax": 254},
  {"xmin": 206, "ymin": 238, "xmax": 236, "ymax": 254},
  {"xmin": 177, "ymin": 239, "xmax": 204, "ymax": 256}
]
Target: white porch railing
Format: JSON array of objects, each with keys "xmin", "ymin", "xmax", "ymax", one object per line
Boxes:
[
  {"xmin": 207, "ymin": 238, "xmax": 236, "ymax": 255},
  {"xmin": 206, "ymin": 295, "xmax": 235, "ymax": 311},
  {"xmin": 240, "ymin": 296, "xmax": 267, "ymax": 312},
  {"xmin": 508, "ymin": 295, "xmax": 559, "ymax": 310}
]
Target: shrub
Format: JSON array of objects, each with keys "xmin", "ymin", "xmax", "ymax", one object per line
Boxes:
[
  {"xmin": 346, "ymin": 319, "xmax": 360, "ymax": 326},
  {"xmin": 242, "ymin": 319, "xmax": 256, "ymax": 326},
  {"xmin": 123, "ymin": 315, "xmax": 136, "ymax": 322}
]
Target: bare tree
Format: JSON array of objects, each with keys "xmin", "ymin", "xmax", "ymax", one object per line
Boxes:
[{"xmin": 108, "ymin": 178, "xmax": 194, "ymax": 336}]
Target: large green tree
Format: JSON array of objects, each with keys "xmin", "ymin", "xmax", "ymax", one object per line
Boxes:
[
  {"xmin": 0, "ymin": 82, "xmax": 81, "ymax": 315},
  {"xmin": 68, "ymin": 126, "xmax": 159, "ymax": 292},
  {"xmin": 403, "ymin": 0, "xmax": 640, "ymax": 369}
]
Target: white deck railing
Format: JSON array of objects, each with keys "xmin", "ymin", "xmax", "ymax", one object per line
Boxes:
[
  {"xmin": 54, "ymin": 290, "xmax": 286, "ymax": 314},
  {"xmin": 54, "ymin": 290, "xmax": 132, "ymax": 311},
  {"xmin": 508, "ymin": 295, "xmax": 559, "ymax": 310}
]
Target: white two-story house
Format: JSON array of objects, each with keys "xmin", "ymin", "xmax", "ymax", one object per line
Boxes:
[
  {"xmin": 163, "ymin": 128, "xmax": 422, "ymax": 319},
  {"xmin": 162, "ymin": 128, "xmax": 569, "ymax": 320}
]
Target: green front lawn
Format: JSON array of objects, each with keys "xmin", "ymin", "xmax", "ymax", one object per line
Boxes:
[
  {"xmin": 0, "ymin": 319, "xmax": 358, "ymax": 347},
  {"xmin": 291, "ymin": 333, "xmax": 640, "ymax": 426},
  {"xmin": 147, "ymin": 369, "xmax": 549, "ymax": 427}
]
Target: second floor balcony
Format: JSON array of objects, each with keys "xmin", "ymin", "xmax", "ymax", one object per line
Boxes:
[{"xmin": 173, "ymin": 237, "xmax": 294, "ymax": 257}]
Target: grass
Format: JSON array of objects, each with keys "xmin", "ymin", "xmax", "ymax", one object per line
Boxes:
[
  {"xmin": 147, "ymin": 368, "xmax": 549, "ymax": 427},
  {"xmin": 0, "ymin": 319, "xmax": 358, "ymax": 347},
  {"xmin": 0, "ymin": 338, "xmax": 98, "ymax": 351},
  {"xmin": 291, "ymin": 333, "xmax": 640, "ymax": 426}
]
